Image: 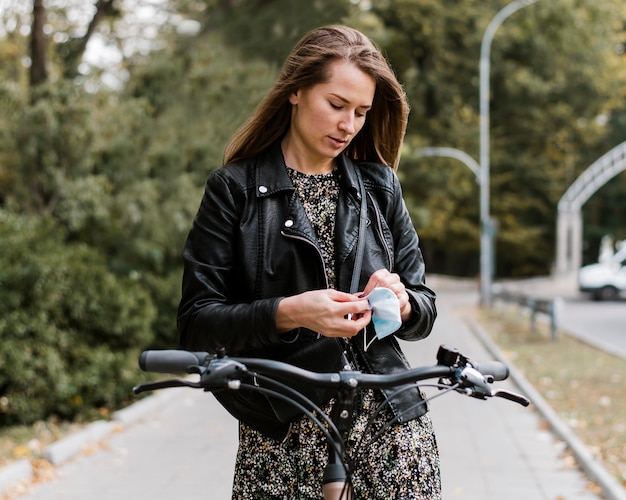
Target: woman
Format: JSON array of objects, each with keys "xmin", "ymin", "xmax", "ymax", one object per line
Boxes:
[{"xmin": 178, "ymin": 25, "xmax": 440, "ymax": 499}]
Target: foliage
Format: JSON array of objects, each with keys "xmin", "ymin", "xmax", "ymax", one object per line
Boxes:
[
  {"xmin": 2, "ymin": 81, "xmax": 94, "ymax": 215},
  {"xmin": 0, "ymin": 210, "xmax": 156, "ymax": 425},
  {"xmin": 0, "ymin": 0, "xmax": 625, "ymax": 426},
  {"xmin": 373, "ymin": 0, "xmax": 626, "ymax": 276},
  {"xmin": 214, "ymin": 0, "xmax": 351, "ymax": 64},
  {"xmin": 583, "ymin": 173, "xmax": 626, "ymax": 264}
]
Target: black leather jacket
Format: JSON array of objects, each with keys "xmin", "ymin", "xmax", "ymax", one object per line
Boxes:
[{"xmin": 178, "ymin": 142, "xmax": 437, "ymax": 440}]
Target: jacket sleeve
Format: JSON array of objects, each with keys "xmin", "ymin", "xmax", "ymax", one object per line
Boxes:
[
  {"xmin": 386, "ymin": 171, "xmax": 437, "ymax": 341},
  {"xmin": 177, "ymin": 169, "xmax": 282, "ymax": 353}
]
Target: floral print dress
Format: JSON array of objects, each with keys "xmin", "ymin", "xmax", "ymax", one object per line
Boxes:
[{"xmin": 231, "ymin": 167, "xmax": 441, "ymax": 499}]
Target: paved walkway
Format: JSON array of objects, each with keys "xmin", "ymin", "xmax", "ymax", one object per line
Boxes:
[{"xmin": 1, "ymin": 288, "xmax": 617, "ymax": 499}]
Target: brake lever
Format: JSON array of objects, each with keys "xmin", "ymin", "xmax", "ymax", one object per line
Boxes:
[
  {"xmin": 457, "ymin": 366, "xmax": 531, "ymax": 407},
  {"xmin": 133, "ymin": 378, "xmax": 202, "ymax": 395},
  {"xmin": 493, "ymin": 389, "xmax": 531, "ymax": 407}
]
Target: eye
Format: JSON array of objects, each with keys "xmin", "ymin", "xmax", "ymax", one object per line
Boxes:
[{"xmin": 330, "ymin": 102, "xmax": 342, "ymax": 110}]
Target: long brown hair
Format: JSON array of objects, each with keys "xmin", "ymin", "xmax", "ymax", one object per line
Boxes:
[{"xmin": 223, "ymin": 25, "xmax": 409, "ymax": 170}]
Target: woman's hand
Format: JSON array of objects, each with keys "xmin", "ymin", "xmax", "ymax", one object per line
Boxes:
[
  {"xmin": 361, "ymin": 269, "xmax": 413, "ymax": 322},
  {"xmin": 276, "ymin": 289, "xmax": 371, "ymax": 337}
]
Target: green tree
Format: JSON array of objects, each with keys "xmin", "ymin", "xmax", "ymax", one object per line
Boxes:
[
  {"xmin": 3, "ymin": 81, "xmax": 94, "ymax": 215},
  {"xmin": 579, "ymin": 2, "xmax": 626, "ymax": 262},
  {"xmin": 214, "ymin": 0, "xmax": 351, "ymax": 63},
  {"xmin": 0, "ymin": 210, "xmax": 156, "ymax": 425},
  {"xmin": 370, "ymin": 0, "xmax": 626, "ymax": 276}
]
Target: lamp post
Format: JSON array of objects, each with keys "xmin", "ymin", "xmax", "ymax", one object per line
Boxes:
[{"xmin": 479, "ymin": 0, "xmax": 538, "ymax": 305}]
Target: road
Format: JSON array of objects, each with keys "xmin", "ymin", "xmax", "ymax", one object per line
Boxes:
[
  {"xmin": 494, "ymin": 273, "xmax": 626, "ymax": 359},
  {"xmin": 560, "ymin": 298, "xmax": 626, "ymax": 359}
]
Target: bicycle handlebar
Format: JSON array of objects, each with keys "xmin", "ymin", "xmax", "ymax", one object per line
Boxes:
[
  {"xmin": 133, "ymin": 344, "xmax": 529, "ymax": 499},
  {"xmin": 138, "ymin": 346, "xmax": 508, "ymax": 380},
  {"xmin": 135, "ymin": 345, "xmax": 528, "ymax": 407},
  {"xmin": 139, "ymin": 349, "xmax": 210, "ymax": 374},
  {"xmin": 470, "ymin": 360, "xmax": 509, "ymax": 381}
]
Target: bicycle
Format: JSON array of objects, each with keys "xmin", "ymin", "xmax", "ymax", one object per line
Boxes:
[{"xmin": 133, "ymin": 344, "xmax": 530, "ymax": 500}]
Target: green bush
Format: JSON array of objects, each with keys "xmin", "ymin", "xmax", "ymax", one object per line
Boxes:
[{"xmin": 0, "ymin": 211, "xmax": 156, "ymax": 426}]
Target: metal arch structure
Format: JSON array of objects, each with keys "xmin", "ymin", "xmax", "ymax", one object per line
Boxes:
[{"xmin": 555, "ymin": 141, "xmax": 626, "ymax": 274}]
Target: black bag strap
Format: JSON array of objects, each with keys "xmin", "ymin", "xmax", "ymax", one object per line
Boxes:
[
  {"xmin": 350, "ymin": 164, "xmax": 367, "ymax": 294},
  {"xmin": 333, "ymin": 164, "xmax": 367, "ymax": 444}
]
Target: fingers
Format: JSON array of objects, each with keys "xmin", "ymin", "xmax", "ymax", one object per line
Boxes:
[
  {"xmin": 361, "ymin": 269, "xmax": 411, "ymax": 319},
  {"xmin": 279, "ymin": 289, "xmax": 371, "ymax": 338},
  {"xmin": 324, "ymin": 308, "xmax": 370, "ymax": 338},
  {"xmin": 324, "ymin": 294, "xmax": 371, "ymax": 338},
  {"xmin": 362, "ymin": 269, "xmax": 398, "ymax": 294},
  {"xmin": 362, "ymin": 269, "xmax": 406, "ymax": 298},
  {"xmin": 279, "ymin": 284, "xmax": 414, "ymax": 339}
]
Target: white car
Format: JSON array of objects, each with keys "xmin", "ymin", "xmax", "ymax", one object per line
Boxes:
[{"xmin": 578, "ymin": 245, "xmax": 626, "ymax": 301}]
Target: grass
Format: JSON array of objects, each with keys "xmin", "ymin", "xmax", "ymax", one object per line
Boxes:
[
  {"xmin": 0, "ymin": 419, "xmax": 81, "ymax": 499},
  {"xmin": 474, "ymin": 304, "xmax": 626, "ymax": 489},
  {"xmin": 0, "ymin": 419, "xmax": 82, "ymax": 467},
  {"xmin": 0, "ymin": 403, "xmax": 115, "ymax": 467}
]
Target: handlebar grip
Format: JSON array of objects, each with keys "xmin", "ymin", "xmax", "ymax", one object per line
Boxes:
[
  {"xmin": 472, "ymin": 361, "xmax": 509, "ymax": 381},
  {"xmin": 139, "ymin": 350, "xmax": 210, "ymax": 373}
]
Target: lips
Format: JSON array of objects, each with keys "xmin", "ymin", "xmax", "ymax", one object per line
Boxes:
[{"xmin": 329, "ymin": 136, "xmax": 348, "ymax": 148}]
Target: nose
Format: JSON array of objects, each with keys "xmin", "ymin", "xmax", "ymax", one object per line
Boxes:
[{"xmin": 338, "ymin": 112, "xmax": 356, "ymax": 135}]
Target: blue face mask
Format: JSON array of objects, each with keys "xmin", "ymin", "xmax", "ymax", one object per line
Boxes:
[{"xmin": 366, "ymin": 287, "xmax": 401, "ymax": 341}]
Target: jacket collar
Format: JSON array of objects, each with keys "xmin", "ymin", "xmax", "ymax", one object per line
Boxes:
[{"xmin": 254, "ymin": 141, "xmax": 362, "ymax": 203}]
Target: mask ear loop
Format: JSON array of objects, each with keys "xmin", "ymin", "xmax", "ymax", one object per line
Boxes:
[
  {"xmin": 363, "ymin": 299, "xmax": 376, "ymax": 352},
  {"xmin": 364, "ymin": 328, "xmax": 377, "ymax": 352}
]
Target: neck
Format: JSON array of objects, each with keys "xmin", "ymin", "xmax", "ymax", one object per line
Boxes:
[{"xmin": 281, "ymin": 136, "xmax": 334, "ymax": 175}]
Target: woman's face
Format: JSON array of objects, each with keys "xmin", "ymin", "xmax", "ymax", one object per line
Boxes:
[{"xmin": 285, "ymin": 59, "xmax": 376, "ymax": 172}]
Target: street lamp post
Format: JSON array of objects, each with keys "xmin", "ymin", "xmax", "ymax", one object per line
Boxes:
[
  {"xmin": 479, "ymin": 0, "xmax": 538, "ymax": 305},
  {"xmin": 414, "ymin": 147, "xmax": 480, "ymax": 182}
]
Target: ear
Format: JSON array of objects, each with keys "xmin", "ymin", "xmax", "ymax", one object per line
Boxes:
[{"xmin": 288, "ymin": 91, "xmax": 299, "ymax": 105}]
